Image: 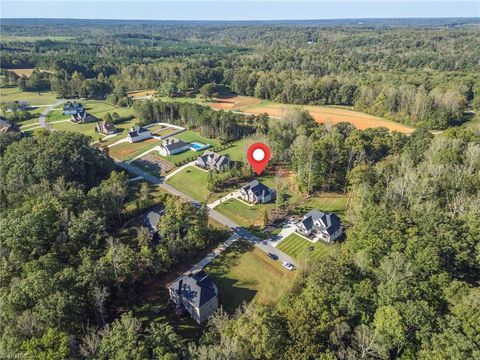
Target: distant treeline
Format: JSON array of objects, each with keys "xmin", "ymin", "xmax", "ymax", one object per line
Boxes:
[
  {"xmin": 1, "ymin": 21, "xmax": 479, "ymax": 130},
  {"xmin": 133, "ymin": 100, "xmax": 268, "ymax": 142}
]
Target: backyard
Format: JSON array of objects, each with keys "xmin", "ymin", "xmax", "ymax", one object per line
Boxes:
[
  {"xmin": 109, "ymin": 138, "xmax": 162, "ymax": 161},
  {"xmin": 162, "ymin": 130, "xmax": 220, "ymax": 164},
  {"xmin": 204, "ymin": 240, "xmax": 294, "ymax": 313},
  {"xmin": 276, "ymin": 233, "xmax": 336, "ymax": 262}
]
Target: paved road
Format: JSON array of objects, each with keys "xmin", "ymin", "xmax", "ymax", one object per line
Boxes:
[
  {"xmin": 38, "ymin": 99, "xmax": 67, "ymax": 127},
  {"xmin": 115, "ymin": 159, "xmax": 299, "ymax": 268}
]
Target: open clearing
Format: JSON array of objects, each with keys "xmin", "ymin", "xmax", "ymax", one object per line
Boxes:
[
  {"xmin": 0, "ymin": 87, "xmax": 58, "ymax": 105},
  {"xmin": 5, "ymin": 69, "xmax": 54, "ymax": 78},
  {"xmin": 206, "ymin": 95, "xmax": 414, "ymax": 133},
  {"xmin": 126, "ymin": 89, "xmax": 156, "ymax": 98},
  {"xmin": 276, "ymin": 233, "xmax": 336, "ymax": 262},
  {"xmin": 109, "ymin": 138, "xmax": 161, "ymax": 161},
  {"xmin": 204, "ymin": 240, "xmax": 294, "ymax": 313}
]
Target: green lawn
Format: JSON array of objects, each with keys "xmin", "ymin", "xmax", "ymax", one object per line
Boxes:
[
  {"xmin": 299, "ymin": 193, "xmax": 348, "ymax": 219},
  {"xmin": 109, "ymin": 138, "xmax": 162, "ymax": 161},
  {"xmin": 46, "ymin": 109, "xmax": 69, "ymax": 123},
  {"xmin": 215, "ymin": 198, "xmax": 267, "ymax": 227},
  {"xmin": 0, "ymin": 87, "xmax": 58, "ymax": 105},
  {"xmin": 219, "ymin": 138, "xmax": 251, "ymax": 162},
  {"xmin": 276, "ymin": 233, "xmax": 335, "ymax": 261},
  {"xmin": 52, "ymin": 121, "xmax": 104, "ymax": 141},
  {"xmin": 166, "ymin": 166, "xmax": 210, "ymax": 202},
  {"xmin": 204, "ymin": 240, "xmax": 294, "ymax": 313}
]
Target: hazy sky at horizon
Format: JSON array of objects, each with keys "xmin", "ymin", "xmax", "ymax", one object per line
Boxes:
[{"xmin": 1, "ymin": 1, "xmax": 479, "ymax": 20}]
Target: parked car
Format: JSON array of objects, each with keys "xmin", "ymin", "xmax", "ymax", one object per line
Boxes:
[
  {"xmin": 282, "ymin": 261, "xmax": 295, "ymax": 271},
  {"xmin": 267, "ymin": 252, "xmax": 278, "ymax": 260}
]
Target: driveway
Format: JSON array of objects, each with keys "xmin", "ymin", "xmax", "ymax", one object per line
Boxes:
[{"xmin": 38, "ymin": 99, "xmax": 67, "ymax": 127}]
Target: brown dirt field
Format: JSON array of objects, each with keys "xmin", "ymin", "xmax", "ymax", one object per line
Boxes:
[
  {"xmin": 208, "ymin": 95, "xmax": 414, "ymax": 134},
  {"xmin": 208, "ymin": 95, "xmax": 261, "ymax": 110},
  {"xmin": 126, "ymin": 89, "xmax": 157, "ymax": 98},
  {"xmin": 8, "ymin": 69, "xmax": 53, "ymax": 77}
]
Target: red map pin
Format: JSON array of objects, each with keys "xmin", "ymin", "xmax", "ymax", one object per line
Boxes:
[{"xmin": 247, "ymin": 143, "xmax": 271, "ymax": 175}]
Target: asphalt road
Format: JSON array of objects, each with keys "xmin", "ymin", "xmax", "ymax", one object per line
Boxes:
[
  {"xmin": 38, "ymin": 99, "xmax": 67, "ymax": 127},
  {"xmin": 115, "ymin": 160, "xmax": 299, "ymax": 267}
]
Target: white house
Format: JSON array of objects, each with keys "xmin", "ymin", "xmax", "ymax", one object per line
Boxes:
[
  {"xmin": 158, "ymin": 138, "xmax": 190, "ymax": 156},
  {"xmin": 63, "ymin": 102, "xmax": 84, "ymax": 115},
  {"xmin": 295, "ymin": 209, "xmax": 343, "ymax": 243},
  {"xmin": 195, "ymin": 151, "xmax": 231, "ymax": 171},
  {"xmin": 168, "ymin": 270, "xmax": 219, "ymax": 324},
  {"xmin": 127, "ymin": 125, "xmax": 152, "ymax": 143},
  {"xmin": 239, "ymin": 180, "xmax": 275, "ymax": 204}
]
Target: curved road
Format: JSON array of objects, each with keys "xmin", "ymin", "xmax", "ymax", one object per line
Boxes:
[{"xmin": 38, "ymin": 99, "xmax": 68, "ymax": 127}]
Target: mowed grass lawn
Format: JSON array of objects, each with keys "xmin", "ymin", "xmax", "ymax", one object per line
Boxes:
[
  {"xmin": 205, "ymin": 240, "xmax": 294, "ymax": 313},
  {"xmin": 277, "ymin": 233, "xmax": 336, "ymax": 261},
  {"xmin": 0, "ymin": 87, "xmax": 58, "ymax": 105},
  {"xmin": 300, "ymin": 193, "xmax": 348, "ymax": 219},
  {"xmin": 52, "ymin": 121, "xmax": 103, "ymax": 141},
  {"xmin": 166, "ymin": 166, "xmax": 211, "ymax": 202},
  {"xmin": 216, "ymin": 198, "xmax": 267, "ymax": 227},
  {"xmin": 109, "ymin": 138, "xmax": 162, "ymax": 161}
]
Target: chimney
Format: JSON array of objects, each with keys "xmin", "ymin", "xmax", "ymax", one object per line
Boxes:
[{"xmin": 178, "ymin": 279, "xmax": 183, "ymax": 296}]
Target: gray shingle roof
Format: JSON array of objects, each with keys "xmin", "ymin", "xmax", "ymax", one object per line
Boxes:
[
  {"xmin": 170, "ymin": 270, "xmax": 218, "ymax": 308},
  {"xmin": 241, "ymin": 180, "xmax": 273, "ymax": 197}
]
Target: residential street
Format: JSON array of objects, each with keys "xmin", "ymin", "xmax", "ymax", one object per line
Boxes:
[{"xmin": 115, "ymin": 159, "xmax": 299, "ymax": 268}]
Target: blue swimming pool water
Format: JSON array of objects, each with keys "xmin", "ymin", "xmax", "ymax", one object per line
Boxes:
[{"xmin": 190, "ymin": 142, "xmax": 211, "ymax": 151}]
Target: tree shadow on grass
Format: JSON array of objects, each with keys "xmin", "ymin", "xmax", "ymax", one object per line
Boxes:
[{"xmin": 206, "ymin": 240, "xmax": 258, "ymax": 313}]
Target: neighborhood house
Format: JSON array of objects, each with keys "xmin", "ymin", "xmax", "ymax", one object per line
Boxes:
[
  {"xmin": 63, "ymin": 102, "xmax": 84, "ymax": 115},
  {"xmin": 240, "ymin": 180, "xmax": 276, "ymax": 204},
  {"xmin": 127, "ymin": 125, "xmax": 152, "ymax": 143},
  {"xmin": 168, "ymin": 270, "xmax": 219, "ymax": 324},
  {"xmin": 0, "ymin": 118, "xmax": 22, "ymax": 134},
  {"xmin": 96, "ymin": 120, "xmax": 117, "ymax": 135},
  {"xmin": 196, "ymin": 151, "xmax": 231, "ymax": 171},
  {"xmin": 71, "ymin": 111, "xmax": 98, "ymax": 124},
  {"xmin": 158, "ymin": 137, "xmax": 190, "ymax": 156},
  {"xmin": 295, "ymin": 209, "xmax": 343, "ymax": 243},
  {"xmin": 4, "ymin": 100, "xmax": 31, "ymax": 112}
]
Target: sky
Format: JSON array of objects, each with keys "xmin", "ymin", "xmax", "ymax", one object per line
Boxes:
[{"xmin": 1, "ymin": 1, "xmax": 479, "ymax": 21}]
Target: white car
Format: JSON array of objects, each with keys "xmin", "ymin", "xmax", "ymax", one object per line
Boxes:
[{"xmin": 282, "ymin": 261, "xmax": 295, "ymax": 271}]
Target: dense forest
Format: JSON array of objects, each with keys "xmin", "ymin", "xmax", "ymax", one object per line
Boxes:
[{"xmin": 1, "ymin": 18, "xmax": 479, "ymax": 129}]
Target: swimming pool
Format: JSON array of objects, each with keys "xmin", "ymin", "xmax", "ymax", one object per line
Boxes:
[{"xmin": 189, "ymin": 142, "xmax": 211, "ymax": 151}]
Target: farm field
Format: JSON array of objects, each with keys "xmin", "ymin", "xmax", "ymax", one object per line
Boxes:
[
  {"xmin": 0, "ymin": 87, "xmax": 58, "ymax": 105},
  {"xmin": 205, "ymin": 95, "xmax": 415, "ymax": 133},
  {"xmin": 204, "ymin": 240, "xmax": 294, "ymax": 313},
  {"xmin": 109, "ymin": 138, "xmax": 161, "ymax": 160},
  {"xmin": 276, "ymin": 233, "xmax": 336, "ymax": 262}
]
